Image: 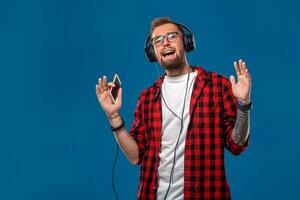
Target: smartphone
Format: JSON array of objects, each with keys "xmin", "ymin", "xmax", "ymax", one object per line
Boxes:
[{"xmin": 110, "ymin": 74, "xmax": 121, "ymax": 104}]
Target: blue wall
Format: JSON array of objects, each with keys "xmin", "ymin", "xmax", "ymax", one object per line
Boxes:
[{"xmin": 1, "ymin": 0, "xmax": 299, "ymax": 199}]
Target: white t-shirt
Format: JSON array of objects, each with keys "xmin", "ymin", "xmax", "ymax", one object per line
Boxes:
[{"xmin": 157, "ymin": 71, "xmax": 197, "ymax": 200}]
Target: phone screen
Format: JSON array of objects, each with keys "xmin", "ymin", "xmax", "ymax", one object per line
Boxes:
[{"xmin": 111, "ymin": 75, "xmax": 121, "ymax": 103}]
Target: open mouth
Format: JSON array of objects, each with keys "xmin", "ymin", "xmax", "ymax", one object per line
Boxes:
[{"xmin": 161, "ymin": 49, "xmax": 176, "ymax": 57}]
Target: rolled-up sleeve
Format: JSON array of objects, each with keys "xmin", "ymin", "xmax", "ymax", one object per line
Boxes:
[{"xmin": 222, "ymin": 77, "xmax": 249, "ymax": 155}]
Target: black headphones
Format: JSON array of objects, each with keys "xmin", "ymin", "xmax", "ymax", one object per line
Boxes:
[{"xmin": 144, "ymin": 22, "xmax": 196, "ymax": 63}]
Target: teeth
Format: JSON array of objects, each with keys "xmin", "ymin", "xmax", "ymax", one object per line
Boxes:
[{"xmin": 163, "ymin": 49, "xmax": 174, "ymax": 56}]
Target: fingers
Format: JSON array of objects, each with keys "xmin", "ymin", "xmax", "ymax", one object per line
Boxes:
[
  {"xmin": 103, "ymin": 75, "xmax": 107, "ymax": 84},
  {"xmin": 102, "ymin": 76, "xmax": 107, "ymax": 90},
  {"xmin": 234, "ymin": 59, "xmax": 250, "ymax": 76},
  {"xmin": 97, "ymin": 75, "xmax": 109, "ymax": 93},
  {"xmin": 239, "ymin": 59, "xmax": 243, "ymax": 73},
  {"xmin": 95, "ymin": 84, "xmax": 100, "ymax": 95},
  {"xmin": 107, "ymin": 82, "xmax": 115, "ymax": 90},
  {"xmin": 242, "ymin": 62, "xmax": 251, "ymax": 79},
  {"xmin": 230, "ymin": 75, "xmax": 236, "ymax": 86},
  {"xmin": 95, "ymin": 75, "xmax": 117, "ymax": 100},
  {"xmin": 98, "ymin": 77, "xmax": 104, "ymax": 93},
  {"xmin": 234, "ymin": 61, "xmax": 242, "ymax": 75},
  {"xmin": 116, "ymin": 87, "xmax": 122, "ymax": 105},
  {"xmin": 241, "ymin": 60, "xmax": 246, "ymax": 71}
]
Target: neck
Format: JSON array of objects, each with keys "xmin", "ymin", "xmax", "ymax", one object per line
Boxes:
[{"xmin": 165, "ymin": 60, "xmax": 191, "ymax": 77}]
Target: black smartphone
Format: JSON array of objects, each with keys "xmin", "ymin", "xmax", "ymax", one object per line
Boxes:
[{"xmin": 109, "ymin": 74, "xmax": 121, "ymax": 104}]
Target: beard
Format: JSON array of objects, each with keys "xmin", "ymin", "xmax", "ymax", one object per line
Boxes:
[{"xmin": 159, "ymin": 52, "xmax": 185, "ymax": 71}]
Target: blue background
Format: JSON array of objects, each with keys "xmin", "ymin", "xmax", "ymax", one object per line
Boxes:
[{"xmin": 1, "ymin": 0, "xmax": 299, "ymax": 199}]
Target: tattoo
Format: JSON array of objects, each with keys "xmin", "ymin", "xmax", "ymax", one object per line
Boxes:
[{"xmin": 232, "ymin": 109, "xmax": 250, "ymax": 145}]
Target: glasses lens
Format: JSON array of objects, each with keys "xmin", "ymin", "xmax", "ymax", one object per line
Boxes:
[
  {"xmin": 167, "ymin": 32, "xmax": 179, "ymax": 42},
  {"xmin": 152, "ymin": 35, "xmax": 163, "ymax": 46}
]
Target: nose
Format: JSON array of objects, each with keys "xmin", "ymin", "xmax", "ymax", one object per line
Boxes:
[{"xmin": 162, "ymin": 36, "xmax": 171, "ymax": 46}]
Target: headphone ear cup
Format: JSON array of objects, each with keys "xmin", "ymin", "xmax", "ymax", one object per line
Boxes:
[
  {"xmin": 145, "ymin": 45, "xmax": 157, "ymax": 62},
  {"xmin": 183, "ymin": 34, "xmax": 196, "ymax": 52}
]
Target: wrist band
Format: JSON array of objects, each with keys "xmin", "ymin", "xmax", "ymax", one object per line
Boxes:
[
  {"xmin": 238, "ymin": 100, "xmax": 252, "ymax": 112},
  {"xmin": 110, "ymin": 117, "xmax": 125, "ymax": 132}
]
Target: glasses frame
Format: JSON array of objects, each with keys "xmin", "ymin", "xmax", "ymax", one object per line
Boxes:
[{"xmin": 151, "ymin": 31, "xmax": 181, "ymax": 47}]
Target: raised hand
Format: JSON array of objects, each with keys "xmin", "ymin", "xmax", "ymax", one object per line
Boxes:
[
  {"xmin": 96, "ymin": 76, "xmax": 122, "ymax": 118},
  {"xmin": 230, "ymin": 59, "xmax": 251, "ymax": 104}
]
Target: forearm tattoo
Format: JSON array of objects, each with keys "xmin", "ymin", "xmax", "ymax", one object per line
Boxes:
[{"xmin": 232, "ymin": 109, "xmax": 250, "ymax": 145}]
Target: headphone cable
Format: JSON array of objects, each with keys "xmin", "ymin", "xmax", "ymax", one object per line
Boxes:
[
  {"xmin": 162, "ymin": 68, "xmax": 191, "ymax": 200},
  {"xmin": 112, "ymin": 141, "xmax": 119, "ymax": 200}
]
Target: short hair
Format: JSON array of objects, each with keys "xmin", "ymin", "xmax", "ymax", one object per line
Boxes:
[{"xmin": 150, "ymin": 17, "xmax": 184, "ymax": 37}]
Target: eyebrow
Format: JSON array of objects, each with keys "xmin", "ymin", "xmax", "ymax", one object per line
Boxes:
[{"xmin": 151, "ymin": 31, "xmax": 178, "ymax": 40}]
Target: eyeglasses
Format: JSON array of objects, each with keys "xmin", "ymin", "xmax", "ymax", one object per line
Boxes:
[{"xmin": 151, "ymin": 32, "xmax": 180, "ymax": 47}]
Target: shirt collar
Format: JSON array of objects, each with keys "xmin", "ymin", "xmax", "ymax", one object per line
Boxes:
[{"xmin": 152, "ymin": 66, "xmax": 212, "ymax": 100}]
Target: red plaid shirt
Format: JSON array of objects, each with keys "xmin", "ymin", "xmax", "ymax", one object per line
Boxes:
[{"xmin": 129, "ymin": 66, "xmax": 249, "ymax": 200}]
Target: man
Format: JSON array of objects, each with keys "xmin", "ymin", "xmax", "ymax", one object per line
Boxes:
[{"xmin": 96, "ymin": 17, "xmax": 251, "ymax": 200}]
